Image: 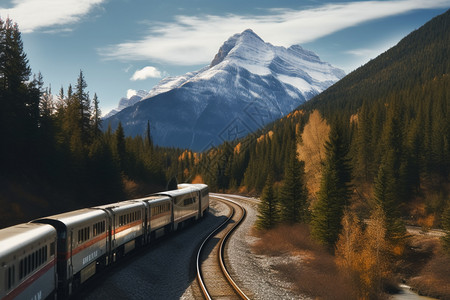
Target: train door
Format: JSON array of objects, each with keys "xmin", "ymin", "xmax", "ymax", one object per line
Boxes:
[
  {"xmin": 198, "ymin": 190, "xmax": 202, "ymax": 218},
  {"xmin": 103, "ymin": 210, "xmax": 113, "ymax": 265},
  {"xmin": 68, "ymin": 230, "xmax": 74, "ymax": 295},
  {"xmin": 142, "ymin": 202, "xmax": 150, "ymax": 244}
]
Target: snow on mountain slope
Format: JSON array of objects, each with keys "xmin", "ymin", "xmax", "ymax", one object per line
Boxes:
[{"xmin": 104, "ymin": 29, "xmax": 345, "ymax": 151}]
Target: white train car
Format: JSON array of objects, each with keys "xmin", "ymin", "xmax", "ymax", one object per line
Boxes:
[
  {"xmin": 93, "ymin": 201, "xmax": 145, "ymax": 259},
  {"xmin": 157, "ymin": 187, "xmax": 200, "ymax": 230},
  {"xmin": 129, "ymin": 195, "xmax": 173, "ymax": 242},
  {"xmin": 178, "ymin": 183, "xmax": 209, "ymax": 217},
  {"xmin": 191, "ymin": 184, "xmax": 209, "ymax": 217},
  {"xmin": 33, "ymin": 208, "xmax": 109, "ymax": 296},
  {"xmin": 0, "ymin": 223, "xmax": 56, "ymax": 300}
]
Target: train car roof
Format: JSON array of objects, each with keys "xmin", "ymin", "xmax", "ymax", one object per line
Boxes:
[
  {"xmin": 156, "ymin": 187, "xmax": 198, "ymax": 198},
  {"xmin": 129, "ymin": 195, "xmax": 170, "ymax": 202},
  {"xmin": 0, "ymin": 223, "xmax": 55, "ymax": 258},
  {"xmin": 128, "ymin": 195, "xmax": 171, "ymax": 205},
  {"xmin": 33, "ymin": 208, "xmax": 106, "ymax": 228},
  {"xmin": 93, "ymin": 200, "xmax": 144, "ymax": 212},
  {"xmin": 177, "ymin": 183, "xmax": 208, "ymax": 190}
]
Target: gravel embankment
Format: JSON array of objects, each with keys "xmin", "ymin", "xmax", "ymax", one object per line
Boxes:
[{"xmin": 224, "ymin": 195, "xmax": 308, "ymax": 300}]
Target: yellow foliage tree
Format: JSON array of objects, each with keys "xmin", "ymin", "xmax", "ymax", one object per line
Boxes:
[
  {"xmin": 335, "ymin": 207, "xmax": 391, "ymax": 299},
  {"xmin": 297, "ymin": 110, "xmax": 330, "ymax": 201}
]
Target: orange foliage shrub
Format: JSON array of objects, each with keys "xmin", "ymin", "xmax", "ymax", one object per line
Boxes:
[{"xmin": 191, "ymin": 174, "xmax": 204, "ymax": 184}]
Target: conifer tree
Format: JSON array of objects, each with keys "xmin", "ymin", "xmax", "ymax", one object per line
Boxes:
[
  {"xmin": 115, "ymin": 122, "xmax": 126, "ymax": 171},
  {"xmin": 278, "ymin": 146, "xmax": 308, "ymax": 224},
  {"xmin": 91, "ymin": 93, "xmax": 102, "ymax": 138},
  {"xmin": 373, "ymin": 160, "xmax": 406, "ymax": 243},
  {"xmin": 256, "ymin": 173, "xmax": 279, "ymax": 230},
  {"xmin": 0, "ymin": 18, "xmax": 39, "ymax": 170},
  {"xmin": 311, "ymin": 124, "xmax": 352, "ymax": 250},
  {"xmin": 75, "ymin": 70, "xmax": 91, "ymax": 144}
]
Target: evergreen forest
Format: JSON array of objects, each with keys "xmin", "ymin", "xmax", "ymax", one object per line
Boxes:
[{"xmin": 0, "ymin": 17, "xmax": 186, "ymax": 227}]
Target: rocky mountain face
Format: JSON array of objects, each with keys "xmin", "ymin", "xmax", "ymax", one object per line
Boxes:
[{"xmin": 104, "ymin": 29, "xmax": 345, "ymax": 151}]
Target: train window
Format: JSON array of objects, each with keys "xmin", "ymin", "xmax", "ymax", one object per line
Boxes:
[
  {"xmin": 7, "ymin": 266, "xmax": 14, "ymax": 290},
  {"xmin": 93, "ymin": 221, "xmax": 105, "ymax": 236},
  {"xmin": 31, "ymin": 252, "xmax": 35, "ymax": 271},
  {"xmin": 183, "ymin": 198, "xmax": 194, "ymax": 206}
]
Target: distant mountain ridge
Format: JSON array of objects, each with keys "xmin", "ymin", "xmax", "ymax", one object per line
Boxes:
[{"xmin": 104, "ymin": 29, "xmax": 345, "ymax": 151}]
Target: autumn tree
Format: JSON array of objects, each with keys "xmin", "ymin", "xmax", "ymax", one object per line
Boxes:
[
  {"xmin": 335, "ymin": 210, "xmax": 364, "ymax": 298},
  {"xmin": 336, "ymin": 208, "xmax": 392, "ymax": 299},
  {"xmin": 298, "ymin": 110, "xmax": 330, "ymax": 198}
]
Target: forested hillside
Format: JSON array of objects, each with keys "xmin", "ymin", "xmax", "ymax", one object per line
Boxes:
[
  {"xmin": 0, "ymin": 18, "xmax": 177, "ymax": 228},
  {"xmin": 185, "ymin": 9, "xmax": 449, "ymax": 233}
]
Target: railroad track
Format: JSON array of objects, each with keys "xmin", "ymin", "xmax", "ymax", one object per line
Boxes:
[{"xmin": 196, "ymin": 196, "xmax": 250, "ymax": 300}]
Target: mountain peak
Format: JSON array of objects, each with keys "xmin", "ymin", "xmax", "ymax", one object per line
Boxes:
[
  {"xmin": 105, "ymin": 30, "xmax": 345, "ymax": 150},
  {"xmin": 210, "ymin": 28, "xmax": 264, "ymax": 67}
]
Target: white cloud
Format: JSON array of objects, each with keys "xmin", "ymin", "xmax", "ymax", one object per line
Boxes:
[
  {"xmin": 99, "ymin": 0, "xmax": 450, "ymax": 65},
  {"xmin": 127, "ymin": 89, "xmax": 137, "ymax": 98},
  {"xmin": 0, "ymin": 0, "xmax": 106, "ymax": 33},
  {"xmin": 130, "ymin": 66, "xmax": 162, "ymax": 81}
]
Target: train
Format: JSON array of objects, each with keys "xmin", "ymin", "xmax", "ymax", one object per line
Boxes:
[{"xmin": 0, "ymin": 183, "xmax": 209, "ymax": 300}]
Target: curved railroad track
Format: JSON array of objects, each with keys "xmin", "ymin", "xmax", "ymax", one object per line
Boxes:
[{"xmin": 196, "ymin": 196, "xmax": 250, "ymax": 300}]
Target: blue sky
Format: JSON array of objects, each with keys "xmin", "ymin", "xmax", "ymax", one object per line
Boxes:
[{"xmin": 1, "ymin": 0, "xmax": 449, "ymax": 115}]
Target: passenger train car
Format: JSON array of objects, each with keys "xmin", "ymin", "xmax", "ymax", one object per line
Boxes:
[
  {"xmin": 0, "ymin": 223, "xmax": 57, "ymax": 300},
  {"xmin": 0, "ymin": 183, "xmax": 209, "ymax": 299}
]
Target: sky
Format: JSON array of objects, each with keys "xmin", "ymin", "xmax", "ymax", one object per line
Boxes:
[{"xmin": 1, "ymin": 0, "xmax": 449, "ymax": 115}]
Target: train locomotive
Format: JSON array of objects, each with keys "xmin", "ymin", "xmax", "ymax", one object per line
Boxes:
[{"xmin": 0, "ymin": 183, "xmax": 209, "ymax": 299}]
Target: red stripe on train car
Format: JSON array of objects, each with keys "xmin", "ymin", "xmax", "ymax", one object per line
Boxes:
[
  {"xmin": 112, "ymin": 220, "xmax": 142, "ymax": 235},
  {"xmin": 3, "ymin": 259, "xmax": 56, "ymax": 300}
]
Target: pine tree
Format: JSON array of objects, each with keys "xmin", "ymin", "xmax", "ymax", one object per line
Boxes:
[
  {"xmin": 145, "ymin": 120, "xmax": 153, "ymax": 149},
  {"xmin": 115, "ymin": 122, "xmax": 126, "ymax": 171},
  {"xmin": 373, "ymin": 160, "xmax": 406, "ymax": 243},
  {"xmin": 256, "ymin": 173, "xmax": 279, "ymax": 230},
  {"xmin": 311, "ymin": 123, "xmax": 352, "ymax": 250},
  {"xmin": 91, "ymin": 93, "xmax": 102, "ymax": 138},
  {"xmin": 278, "ymin": 146, "xmax": 308, "ymax": 224},
  {"xmin": 75, "ymin": 70, "xmax": 91, "ymax": 145},
  {"xmin": 0, "ymin": 18, "xmax": 39, "ymax": 170}
]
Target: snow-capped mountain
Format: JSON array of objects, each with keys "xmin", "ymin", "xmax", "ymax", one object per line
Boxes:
[
  {"xmin": 104, "ymin": 90, "xmax": 148, "ymax": 118},
  {"xmin": 104, "ymin": 29, "xmax": 345, "ymax": 151}
]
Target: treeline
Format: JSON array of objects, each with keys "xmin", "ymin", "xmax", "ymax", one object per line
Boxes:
[{"xmin": 0, "ymin": 18, "xmax": 170, "ymax": 227}]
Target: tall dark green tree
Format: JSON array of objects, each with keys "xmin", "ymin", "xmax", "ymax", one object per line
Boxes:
[
  {"xmin": 114, "ymin": 122, "xmax": 126, "ymax": 171},
  {"xmin": 278, "ymin": 146, "xmax": 308, "ymax": 224},
  {"xmin": 311, "ymin": 124, "xmax": 352, "ymax": 250},
  {"xmin": 373, "ymin": 160, "xmax": 406, "ymax": 243},
  {"xmin": 91, "ymin": 93, "xmax": 102, "ymax": 138},
  {"xmin": 75, "ymin": 70, "xmax": 91, "ymax": 145},
  {"xmin": 0, "ymin": 18, "xmax": 40, "ymax": 171},
  {"xmin": 256, "ymin": 173, "xmax": 279, "ymax": 230}
]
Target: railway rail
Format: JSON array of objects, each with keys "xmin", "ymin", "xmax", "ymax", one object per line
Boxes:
[{"xmin": 196, "ymin": 196, "xmax": 250, "ymax": 300}]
